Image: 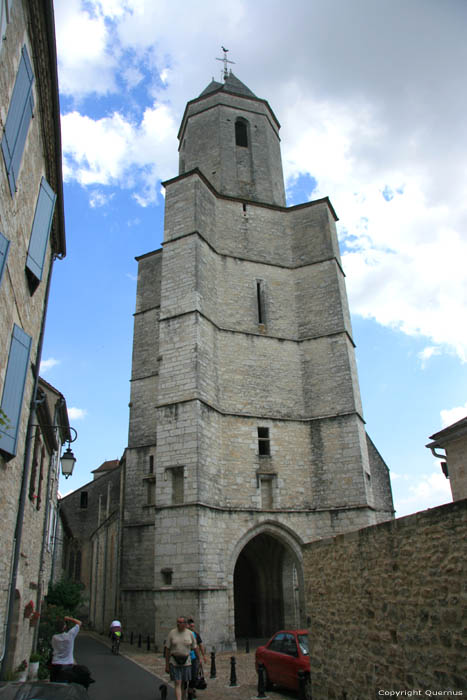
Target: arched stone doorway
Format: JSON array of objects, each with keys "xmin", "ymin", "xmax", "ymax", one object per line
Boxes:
[{"xmin": 233, "ymin": 531, "xmax": 304, "ymax": 640}]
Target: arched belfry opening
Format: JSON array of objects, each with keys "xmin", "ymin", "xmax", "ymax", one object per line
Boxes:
[
  {"xmin": 235, "ymin": 118, "xmax": 248, "ymax": 147},
  {"xmin": 233, "ymin": 532, "xmax": 303, "ymax": 641}
]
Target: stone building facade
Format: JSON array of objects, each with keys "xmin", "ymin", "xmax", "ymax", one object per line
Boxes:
[
  {"xmin": 427, "ymin": 417, "xmax": 467, "ymax": 502},
  {"xmin": 57, "ymin": 460, "xmax": 121, "ymax": 628},
  {"xmin": 0, "ymin": 0, "xmax": 66, "ymax": 675},
  {"xmin": 304, "ymin": 498, "xmax": 467, "ymax": 698},
  {"xmin": 122, "ymin": 72, "xmax": 394, "ymax": 650}
]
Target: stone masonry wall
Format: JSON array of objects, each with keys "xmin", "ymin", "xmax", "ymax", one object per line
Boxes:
[
  {"xmin": 0, "ymin": 0, "xmax": 61, "ymax": 671},
  {"xmin": 303, "ymin": 499, "xmax": 467, "ymax": 698},
  {"xmin": 179, "ymin": 91, "xmax": 285, "ymax": 206}
]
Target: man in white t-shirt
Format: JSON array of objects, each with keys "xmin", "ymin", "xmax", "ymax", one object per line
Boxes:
[{"xmin": 50, "ymin": 615, "xmax": 82, "ymax": 682}]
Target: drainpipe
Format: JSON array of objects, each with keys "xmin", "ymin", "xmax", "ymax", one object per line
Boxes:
[
  {"xmin": 428, "ymin": 445, "xmax": 449, "ymax": 478},
  {"xmin": 0, "ymin": 256, "xmax": 54, "ymax": 677}
]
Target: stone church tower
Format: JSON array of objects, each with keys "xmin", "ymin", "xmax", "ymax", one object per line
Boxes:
[{"xmin": 122, "ymin": 71, "xmax": 394, "ymax": 650}]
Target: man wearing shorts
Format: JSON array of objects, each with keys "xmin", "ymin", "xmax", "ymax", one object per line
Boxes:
[{"xmin": 165, "ymin": 616, "xmax": 201, "ymax": 700}]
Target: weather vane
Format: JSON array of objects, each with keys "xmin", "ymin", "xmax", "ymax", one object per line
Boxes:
[{"xmin": 216, "ymin": 46, "xmax": 235, "ymax": 80}]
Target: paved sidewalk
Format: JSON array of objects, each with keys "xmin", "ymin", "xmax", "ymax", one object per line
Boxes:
[{"xmin": 90, "ymin": 632, "xmax": 295, "ymax": 700}]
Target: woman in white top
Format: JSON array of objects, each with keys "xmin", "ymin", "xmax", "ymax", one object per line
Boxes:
[{"xmin": 50, "ymin": 615, "xmax": 82, "ymax": 682}]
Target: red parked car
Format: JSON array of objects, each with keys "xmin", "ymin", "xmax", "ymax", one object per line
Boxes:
[{"xmin": 255, "ymin": 629, "xmax": 311, "ymax": 693}]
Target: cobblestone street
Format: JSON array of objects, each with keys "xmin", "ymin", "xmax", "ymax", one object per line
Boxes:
[{"xmin": 90, "ymin": 633, "xmax": 295, "ymax": 700}]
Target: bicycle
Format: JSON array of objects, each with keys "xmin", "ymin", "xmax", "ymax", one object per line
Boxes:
[{"xmin": 111, "ymin": 630, "xmax": 121, "ymax": 655}]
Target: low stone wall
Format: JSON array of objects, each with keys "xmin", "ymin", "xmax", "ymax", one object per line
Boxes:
[{"xmin": 304, "ymin": 499, "xmax": 467, "ymax": 699}]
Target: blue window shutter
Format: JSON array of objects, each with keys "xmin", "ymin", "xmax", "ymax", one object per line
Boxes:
[
  {"xmin": 0, "ymin": 324, "xmax": 32, "ymax": 457},
  {"xmin": 1, "ymin": 45, "xmax": 35, "ymax": 196},
  {"xmin": 26, "ymin": 177, "xmax": 56, "ymax": 282},
  {"xmin": 0, "ymin": 232, "xmax": 9, "ymax": 285}
]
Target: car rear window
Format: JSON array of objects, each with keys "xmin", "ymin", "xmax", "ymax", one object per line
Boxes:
[{"xmin": 298, "ymin": 634, "xmax": 309, "ymax": 655}]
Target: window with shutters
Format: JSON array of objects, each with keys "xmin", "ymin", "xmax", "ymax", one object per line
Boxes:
[
  {"xmin": 0, "ymin": 324, "xmax": 32, "ymax": 458},
  {"xmin": 0, "ymin": 232, "xmax": 10, "ymax": 286},
  {"xmin": 26, "ymin": 177, "xmax": 56, "ymax": 291},
  {"xmin": 1, "ymin": 45, "xmax": 35, "ymax": 196}
]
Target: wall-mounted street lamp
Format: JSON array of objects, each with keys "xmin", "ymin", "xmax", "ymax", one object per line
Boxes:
[
  {"xmin": 30, "ymin": 424, "xmax": 78, "ymax": 479},
  {"xmin": 59, "ymin": 427, "xmax": 78, "ymax": 478}
]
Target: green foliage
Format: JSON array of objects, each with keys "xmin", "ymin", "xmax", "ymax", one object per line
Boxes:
[
  {"xmin": 38, "ymin": 604, "xmax": 67, "ymax": 650},
  {"xmin": 29, "ymin": 652, "xmax": 41, "ymax": 662},
  {"xmin": 45, "ymin": 578, "xmax": 84, "ymax": 613}
]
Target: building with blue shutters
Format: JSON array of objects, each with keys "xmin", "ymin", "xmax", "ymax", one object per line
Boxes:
[{"xmin": 0, "ymin": 0, "xmax": 68, "ymax": 676}]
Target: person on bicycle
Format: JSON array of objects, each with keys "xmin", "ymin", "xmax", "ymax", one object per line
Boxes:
[{"xmin": 109, "ymin": 619, "xmax": 122, "ymax": 643}]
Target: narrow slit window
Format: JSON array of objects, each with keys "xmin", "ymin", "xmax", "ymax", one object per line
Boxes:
[
  {"xmin": 80, "ymin": 491, "xmax": 88, "ymax": 509},
  {"xmin": 149, "ymin": 455, "xmax": 154, "ymax": 473},
  {"xmin": 235, "ymin": 119, "xmax": 248, "ymax": 147},
  {"xmin": 258, "ymin": 427, "xmax": 270, "ymax": 456},
  {"xmin": 256, "ymin": 280, "xmax": 265, "ymax": 325},
  {"xmin": 171, "ymin": 467, "xmax": 184, "ymax": 504}
]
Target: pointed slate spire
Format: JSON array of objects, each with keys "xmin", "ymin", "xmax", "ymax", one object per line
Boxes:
[
  {"xmin": 222, "ymin": 72, "xmax": 257, "ymax": 98},
  {"xmin": 198, "ymin": 72, "xmax": 257, "ymax": 100}
]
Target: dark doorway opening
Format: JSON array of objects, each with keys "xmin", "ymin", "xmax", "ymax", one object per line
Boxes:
[{"xmin": 234, "ymin": 533, "xmax": 298, "ymax": 640}]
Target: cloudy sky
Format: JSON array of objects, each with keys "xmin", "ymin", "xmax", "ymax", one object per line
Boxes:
[{"xmin": 42, "ymin": 0, "xmax": 467, "ymax": 515}]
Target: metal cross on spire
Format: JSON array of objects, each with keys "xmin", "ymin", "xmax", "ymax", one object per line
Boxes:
[{"xmin": 216, "ymin": 46, "xmax": 235, "ymax": 81}]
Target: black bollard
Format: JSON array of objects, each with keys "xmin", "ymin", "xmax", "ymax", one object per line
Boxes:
[
  {"xmin": 138, "ymin": 633, "xmax": 142, "ymax": 648},
  {"xmin": 245, "ymin": 638, "xmax": 250, "ymax": 653},
  {"xmin": 298, "ymin": 669, "xmax": 309, "ymax": 700},
  {"xmin": 256, "ymin": 663, "xmax": 266, "ymax": 698},
  {"xmin": 130, "ymin": 631, "xmax": 134, "ymax": 645},
  {"xmin": 229, "ymin": 656, "xmax": 238, "ymax": 686},
  {"xmin": 159, "ymin": 684, "xmax": 167, "ymax": 700},
  {"xmin": 209, "ymin": 650, "xmax": 217, "ymax": 679}
]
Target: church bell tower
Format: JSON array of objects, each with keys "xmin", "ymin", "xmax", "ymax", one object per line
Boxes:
[{"xmin": 122, "ymin": 68, "xmax": 394, "ymax": 650}]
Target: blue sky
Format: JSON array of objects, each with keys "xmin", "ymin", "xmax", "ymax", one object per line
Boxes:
[{"xmin": 41, "ymin": 0, "xmax": 467, "ymax": 516}]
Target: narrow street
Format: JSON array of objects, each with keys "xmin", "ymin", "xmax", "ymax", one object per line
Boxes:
[{"xmin": 74, "ymin": 633, "xmax": 175, "ymax": 700}]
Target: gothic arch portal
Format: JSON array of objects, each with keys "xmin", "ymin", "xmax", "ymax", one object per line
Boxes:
[{"xmin": 230, "ymin": 524, "xmax": 306, "ymax": 640}]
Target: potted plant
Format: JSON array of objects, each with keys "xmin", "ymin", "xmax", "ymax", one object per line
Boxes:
[
  {"xmin": 28, "ymin": 653, "xmax": 41, "ymax": 681},
  {"xmin": 23, "ymin": 601, "xmax": 34, "ymax": 619},
  {"xmin": 29, "ymin": 611, "xmax": 40, "ymax": 627},
  {"xmin": 15, "ymin": 659, "xmax": 28, "ymax": 682}
]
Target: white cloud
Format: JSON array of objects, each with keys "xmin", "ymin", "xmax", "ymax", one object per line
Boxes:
[
  {"xmin": 67, "ymin": 407, "xmax": 87, "ymax": 420},
  {"xmin": 54, "ymin": 0, "xmax": 118, "ymax": 97},
  {"xmin": 440, "ymin": 403, "xmax": 467, "ymax": 429},
  {"xmin": 418, "ymin": 346, "xmax": 442, "ymax": 369},
  {"xmin": 89, "ymin": 190, "xmax": 115, "ymax": 208},
  {"xmin": 53, "ymin": 0, "xmax": 467, "ymax": 361},
  {"xmin": 393, "ymin": 468, "xmax": 452, "ymax": 518},
  {"xmin": 40, "ymin": 357, "xmax": 60, "ymax": 373},
  {"xmin": 61, "ymin": 104, "xmax": 178, "ymax": 204}
]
